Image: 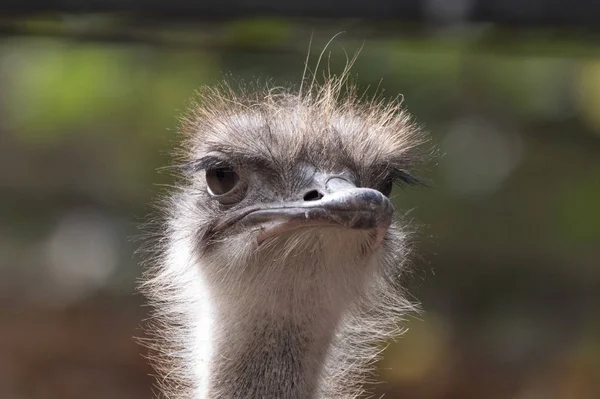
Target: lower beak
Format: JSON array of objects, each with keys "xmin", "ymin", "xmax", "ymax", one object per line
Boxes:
[{"xmin": 241, "ymin": 188, "xmax": 394, "ymax": 244}]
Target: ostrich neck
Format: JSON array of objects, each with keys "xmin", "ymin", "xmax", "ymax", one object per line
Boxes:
[
  {"xmin": 193, "ymin": 239, "xmax": 374, "ymax": 399},
  {"xmin": 206, "ymin": 290, "xmax": 344, "ymax": 399}
]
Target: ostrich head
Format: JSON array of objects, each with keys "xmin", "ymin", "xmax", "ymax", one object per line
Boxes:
[{"xmin": 142, "ymin": 77, "xmax": 427, "ymax": 399}]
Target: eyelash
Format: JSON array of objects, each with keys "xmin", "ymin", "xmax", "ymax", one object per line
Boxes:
[
  {"xmin": 183, "ymin": 157, "xmax": 232, "ymax": 174},
  {"xmin": 391, "ymin": 171, "xmax": 422, "ymax": 187},
  {"xmin": 184, "ymin": 157, "xmax": 423, "ymax": 190}
]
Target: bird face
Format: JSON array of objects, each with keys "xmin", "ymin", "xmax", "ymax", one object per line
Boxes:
[
  {"xmin": 174, "ymin": 82, "xmax": 424, "ymax": 265},
  {"xmin": 202, "ymin": 157, "xmax": 394, "ymax": 247}
]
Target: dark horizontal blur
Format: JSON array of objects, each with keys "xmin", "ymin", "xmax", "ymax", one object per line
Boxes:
[
  {"xmin": 0, "ymin": 15, "xmax": 599, "ymax": 399},
  {"xmin": 4, "ymin": 0, "xmax": 600, "ymax": 27}
]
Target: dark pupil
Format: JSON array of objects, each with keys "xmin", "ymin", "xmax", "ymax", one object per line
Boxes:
[{"xmin": 207, "ymin": 167, "xmax": 238, "ymax": 195}]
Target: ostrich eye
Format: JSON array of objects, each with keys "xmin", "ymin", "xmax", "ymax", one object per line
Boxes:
[
  {"xmin": 378, "ymin": 178, "xmax": 394, "ymax": 197},
  {"xmin": 206, "ymin": 167, "xmax": 240, "ymax": 196}
]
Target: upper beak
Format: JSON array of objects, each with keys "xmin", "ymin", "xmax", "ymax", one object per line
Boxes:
[{"xmin": 239, "ymin": 178, "xmax": 395, "ymax": 244}]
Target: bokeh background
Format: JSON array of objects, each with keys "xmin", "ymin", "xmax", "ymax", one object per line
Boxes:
[{"xmin": 1, "ymin": 5, "xmax": 599, "ymax": 399}]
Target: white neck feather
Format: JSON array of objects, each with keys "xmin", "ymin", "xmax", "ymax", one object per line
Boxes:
[{"xmin": 145, "ymin": 220, "xmax": 413, "ymax": 399}]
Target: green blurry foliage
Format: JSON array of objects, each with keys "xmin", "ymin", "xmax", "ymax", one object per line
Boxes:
[
  {"xmin": 577, "ymin": 60, "xmax": 600, "ymax": 133},
  {"xmin": 223, "ymin": 18, "xmax": 292, "ymax": 48},
  {"xmin": 4, "ymin": 40, "xmax": 220, "ymax": 144}
]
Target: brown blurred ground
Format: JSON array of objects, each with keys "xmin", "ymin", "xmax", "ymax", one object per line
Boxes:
[{"xmin": 0, "ymin": 300, "xmax": 153, "ymax": 399}]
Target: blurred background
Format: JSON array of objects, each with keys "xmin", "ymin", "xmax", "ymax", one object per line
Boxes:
[{"xmin": 0, "ymin": 2, "xmax": 599, "ymax": 398}]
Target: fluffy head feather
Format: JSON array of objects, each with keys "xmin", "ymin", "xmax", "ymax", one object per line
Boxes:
[{"xmin": 180, "ymin": 78, "xmax": 424, "ymax": 186}]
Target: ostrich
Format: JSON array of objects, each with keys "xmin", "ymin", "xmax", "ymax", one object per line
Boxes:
[{"xmin": 141, "ymin": 71, "xmax": 427, "ymax": 399}]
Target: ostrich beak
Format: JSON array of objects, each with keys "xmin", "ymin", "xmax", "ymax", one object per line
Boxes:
[{"xmin": 242, "ymin": 185, "xmax": 395, "ymax": 245}]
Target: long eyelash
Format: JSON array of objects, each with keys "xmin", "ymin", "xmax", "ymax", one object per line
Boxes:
[
  {"xmin": 181, "ymin": 157, "xmax": 427, "ymax": 189},
  {"xmin": 390, "ymin": 170, "xmax": 427, "ymax": 188},
  {"xmin": 182, "ymin": 153, "xmax": 277, "ymax": 177},
  {"xmin": 182, "ymin": 156, "xmax": 231, "ymax": 174}
]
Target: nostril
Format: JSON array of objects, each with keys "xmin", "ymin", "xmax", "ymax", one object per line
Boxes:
[{"xmin": 303, "ymin": 190, "xmax": 324, "ymax": 201}]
